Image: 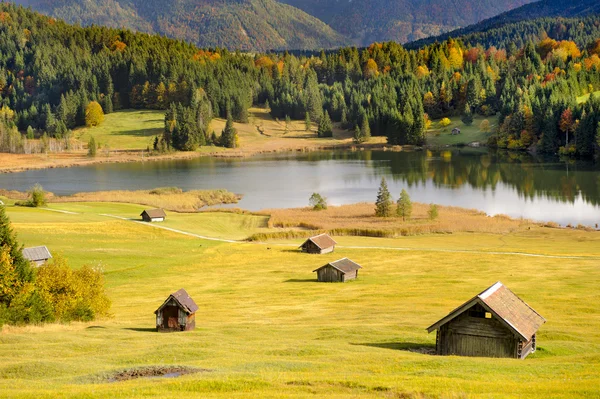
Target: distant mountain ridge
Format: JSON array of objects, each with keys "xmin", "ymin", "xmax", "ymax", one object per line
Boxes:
[
  {"xmin": 13, "ymin": 0, "xmax": 347, "ymax": 51},
  {"xmin": 279, "ymin": 0, "xmax": 535, "ymax": 45},
  {"xmin": 407, "ymin": 0, "xmax": 600, "ymax": 48}
]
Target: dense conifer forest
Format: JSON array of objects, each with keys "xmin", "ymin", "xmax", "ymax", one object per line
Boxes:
[{"xmin": 0, "ymin": 4, "xmax": 599, "ymax": 157}]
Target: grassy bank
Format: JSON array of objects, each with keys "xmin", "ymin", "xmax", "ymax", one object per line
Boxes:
[
  {"xmin": 0, "ymin": 202, "xmax": 598, "ymax": 398},
  {"xmin": 425, "ymin": 115, "xmax": 497, "ymax": 146}
]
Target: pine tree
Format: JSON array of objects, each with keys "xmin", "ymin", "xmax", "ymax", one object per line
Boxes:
[
  {"xmin": 461, "ymin": 102, "xmax": 474, "ymax": 126},
  {"xmin": 220, "ymin": 113, "xmax": 238, "ymax": 148},
  {"xmin": 87, "ymin": 136, "xmax": 97, "ymax": 157},
  {"xmin": 0, "ymin": 205, "xmax": 33, "ymax": 287},
  {"xmin": 353, "ymin": 124, "xmax": 363, "ymax": 144},
  {"xmin": 375, "ymin": 177, "xmax": 392, "ymax": 217},
  {"xmin": 317, "ymin": 111, "xmax": 333, "ymax": 138},
  {"xmin": 361, "ymin": 114, "xmax": 371, "ymax": 141},
  {"xmin": 396, "ymin": 189, "xmax": 412, "ymax": 221},
  {"xmin": 305, "ymin": 112, "xmax": 311, "ymax": 131}
]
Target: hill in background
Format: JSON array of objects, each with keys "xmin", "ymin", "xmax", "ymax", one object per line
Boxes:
[
  {"xmin": 279, "ymin": 0, "xmax": 534, "ymax": 45},
  {"xmin": 407, "ymin": 0, "xmax": 600, "ymax": 48},
  {"xmin": 14, "ymin": 0, "xmax": 347, "ymax": 51}
]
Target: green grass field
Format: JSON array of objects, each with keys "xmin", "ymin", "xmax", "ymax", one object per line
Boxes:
[
  {"xmin": 425, "ymin": 115, "xmax": 498, "ymax": 147},
  {"xmin": 1, "ymin": 202, "xmax": 599, "ymax": 398},
  {"xmin": 74, "ymin": 109, "xmax": 165, "ymax": 150}
]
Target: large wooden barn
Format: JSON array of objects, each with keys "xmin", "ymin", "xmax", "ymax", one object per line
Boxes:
[
  {"xmin": 300, "ymin": 233, "xmax": 337, "ymax": 254},
  {"xmin": 313, "ymin": 258, "xmax": 362, "ymax": 282},
  {"xmin": 155, "ymin": 288, "xmax": 198, "ymax": 332},
  {"xmin": 22, "ymin": 246, "xmax": 52, "ymax": 266},
  {"xmin": 427, "ymin": 282, "xmax": 545, "ymax": 359},
  {"xmin": 141, "ymin": 209, "xmax": 166, "ymax": 222}
]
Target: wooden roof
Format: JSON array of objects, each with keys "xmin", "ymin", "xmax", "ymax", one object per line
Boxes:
[
  {"xmin": 22, "ymin": 246, "xmax": 52, "ymax": 262},
  {"xmin": 313, "ymin": 258, "xmax": 362, "ymax": 274},
  {"xmin": 154, "ymin": 288, "xmax": 198, "ymax": 315},
  {"xmin": 141, "ymin": 209, "xmax": 167, "ymax": 218},
  {"xmin": 427, "ymin": 282, "xmax": 545, "ymax": 341},
  {"xmin": 300, "ymin": 233, "xmax": 337, "ymax": 249}
]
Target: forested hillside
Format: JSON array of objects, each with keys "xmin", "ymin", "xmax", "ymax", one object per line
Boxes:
[
  {"xmin": 409, "ymin": 0, "xmax": 600, "ymax": 48},
  {"xmin": 0, "ymin": 4, "xmax": 599, "ymax": 159},
  {"xmin": 14, "ymin": 0, "xmax": 346, "ymax": 51},
  {"xmin": 279, "ymin": 0, "xmax": 533, "ymax": 44}
]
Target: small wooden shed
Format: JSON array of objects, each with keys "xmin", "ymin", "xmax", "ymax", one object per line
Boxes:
[
  {"xmin": 22, "ymin": 246, "xmax": 52, "ymax": 266},
  {"xmin": 155, "ymin": 288, "xmax": 198, "ymax": 332},
  {"xmin": 141, "ymin": 209, "xmax": 166, "ymax": 222},
  {"xmin": 427, "ymin": 282, "xmax": 545, "ymax": 359},
  {"xmin": 313, "ymin": 258, "xmax": 362, "ymax": 282},
  {"xmin": 300, "ymin": 233, "xmax": 337, "ymax": 254}
]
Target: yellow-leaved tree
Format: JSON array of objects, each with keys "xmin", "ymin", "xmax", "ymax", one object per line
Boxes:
[{"xmin": 85, "ymin": 101, "xmax": 104, "ymax": 127}]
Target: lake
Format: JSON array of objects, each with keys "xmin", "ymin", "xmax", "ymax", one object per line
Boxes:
[{"xmin": 1, "ymin": 149, "xmax": 599, "ymax": 226}]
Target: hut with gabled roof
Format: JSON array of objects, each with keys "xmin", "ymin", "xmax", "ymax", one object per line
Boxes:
[
  {"xmin": 313, "ymin": 258, "xmax": 362, "ymax": 282},
  {"xmin": 427, "ymin": 282, "xmax": 545, "ymax": 359},
  {"xmin": 22, "ymin": 246, "xmax": 52, "ymax": 266},
  {"xmin": 300, "ymin": 233, "xmax": 337, "ymax": 254},
  {"xmin": 141, "ymin": 208, "xmax": 166, "ymax": 222},
  {"xmin": 155, "ymin": 288, "xmax": 198, "ymax": 332}
]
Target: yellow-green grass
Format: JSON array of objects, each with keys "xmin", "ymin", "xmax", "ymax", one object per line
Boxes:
[
  {"xmin": 0, "ymin": 203, "xmax": 599, "ymax": 398},
  {"xmin": 74, "ymin": 109, "xmax": 165, "ymax": 150},
  {"xmin": 576, "ymin": 91, "xmax": 600, "ymax": 104},
  {"xmin": 426, "ymin": 115, "xmax": 498, "ymax": 146}
]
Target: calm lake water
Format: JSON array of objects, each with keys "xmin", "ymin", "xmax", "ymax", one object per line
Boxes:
[{"xmin": 1, "ymin": 149, "xmax": 599, "ymax": 226}]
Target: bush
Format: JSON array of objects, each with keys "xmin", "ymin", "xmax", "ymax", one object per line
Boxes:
[
  {"xmin": 309, "ymin": 193, "xmax": 328, "ymax": 210},
  {"xmin": 439, "ymin": 118, "xmax": 451, "ymax": 128},
  {"xmin": 28, "ymin": 183, "xmax": 47, "ymax": 207},
  {"xmin": 428, "ymin": 204, "xmax": 439, "ymax": 220},
  {"xmin": 14, "ymin": 184, "xmax": 47, "ymax": 208}
]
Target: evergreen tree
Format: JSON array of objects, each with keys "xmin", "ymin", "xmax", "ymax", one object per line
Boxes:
[
  {"xmin": 305, "ymin": 112, "xmax": 311, "ymax": 131},
  {"xmin": 87, "ymin": 136, "xmax": 97, "ymax": 157},
  {"xmin": 0, "ymin": 205, "xmax": 33, "ymax": 287},
  {"xmin": 396, "ymin": 189, "xmax": 412, "ymax": 221},
  {"xmin": 461, "ymin": 102, "xmax": 474, "ymax": 126},
  {"xmin": 353, "ymin": 124, "xmax": 363, "ymax": 144},
  {"xmin": 361, "ymin": 115, "xmax": 371, "ymax": 141},
  {"xmin": 375, "ymin": 177, "xmax": 393, "ymax": 217},
  {"xmin": 317, "ymin": 111, "xmax": 333, "ymax": 138},
  {"xmin": 220, "ymin": 113, "xmax": 239, "ymax": 148}
]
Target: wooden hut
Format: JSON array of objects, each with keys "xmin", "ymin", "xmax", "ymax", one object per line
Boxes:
[
  {"xmin": 154, "ymin": 288, "xmax": 198, "ymax": 332},
  {"xmin": 22, "ymin": 246, "xmax": 52, "ymax": 266},
  {"xmin": 451, "ymin": 128, "xmax": 461, "ymax": 135},
  {"xmin": 300, "ymin": 233, "xmax": 337, "ymax": 254},
  {"xmin": 427, "ymin": 282, "xmax": 545, "ymax": 359},
  {"xmin": 313, "ymin": 258, "xmax": 362, "ymax": 282},
  {"xmin": 141, "ymin": 209, "xmax": 166, "ymax": 222}
]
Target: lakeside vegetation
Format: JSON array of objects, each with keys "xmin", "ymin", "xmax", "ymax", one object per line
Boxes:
[{"xmin": 0, "ymin": 201, "xmax": 598, "ymax": 397}]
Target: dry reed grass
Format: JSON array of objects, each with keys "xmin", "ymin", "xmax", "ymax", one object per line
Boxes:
[
  {"xmin": 252, "ymin": 202, "xmax": 534, "ymax": 240},
  {"xmin": 0, "ymin": 187, "xmax": 241, "ymax": 212}
]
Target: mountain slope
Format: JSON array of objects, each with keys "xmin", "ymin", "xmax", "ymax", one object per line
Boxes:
[
  {"xmin": 14, "ymin": 0, "xmax": 347, "ymax": 51},
  {"xmin": 407, "ymin": 0, "xmax": 600, "ymax": 48},
  {"xmin": 279, "ymin": 0, "xmax": 535, "ymax": 45}
]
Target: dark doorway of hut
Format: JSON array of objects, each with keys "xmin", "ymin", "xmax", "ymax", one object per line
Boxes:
[{"xmin": 162, "ymin": 306, "xmax": 179, "ymax": 330}]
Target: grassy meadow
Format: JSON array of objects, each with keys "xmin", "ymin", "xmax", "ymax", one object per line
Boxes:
[
  {"xmin": 74, "ymin": 109, "xmax": 165, "ymax": 151},
  {"xmin": 0, "ymin": 202, "xmax": 599, "ymax": 398},
  {"xmin": 425, "ymin": 115, "xmax": 498, "ymax": 147}
]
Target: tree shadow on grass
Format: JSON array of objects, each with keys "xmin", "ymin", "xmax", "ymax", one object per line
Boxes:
[
  {"xmin": 284, "ymin": 278, "xmax": 317, "ymax": 283},
  {"xmin": 353, "ymin": 342, "xmax": 436, "ymax": 355},
  {"xmin": 113, "ymin": 128, "xmax": 163, "ymax": 138},
  {"xmin": 123, "ymin": 328, "xmax": 157, "ymax": 333}
]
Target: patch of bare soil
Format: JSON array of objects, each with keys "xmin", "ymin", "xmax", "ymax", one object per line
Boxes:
[{"xmin": 108, "ymin": 366, "xmax": 210, "ymax": 382}]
